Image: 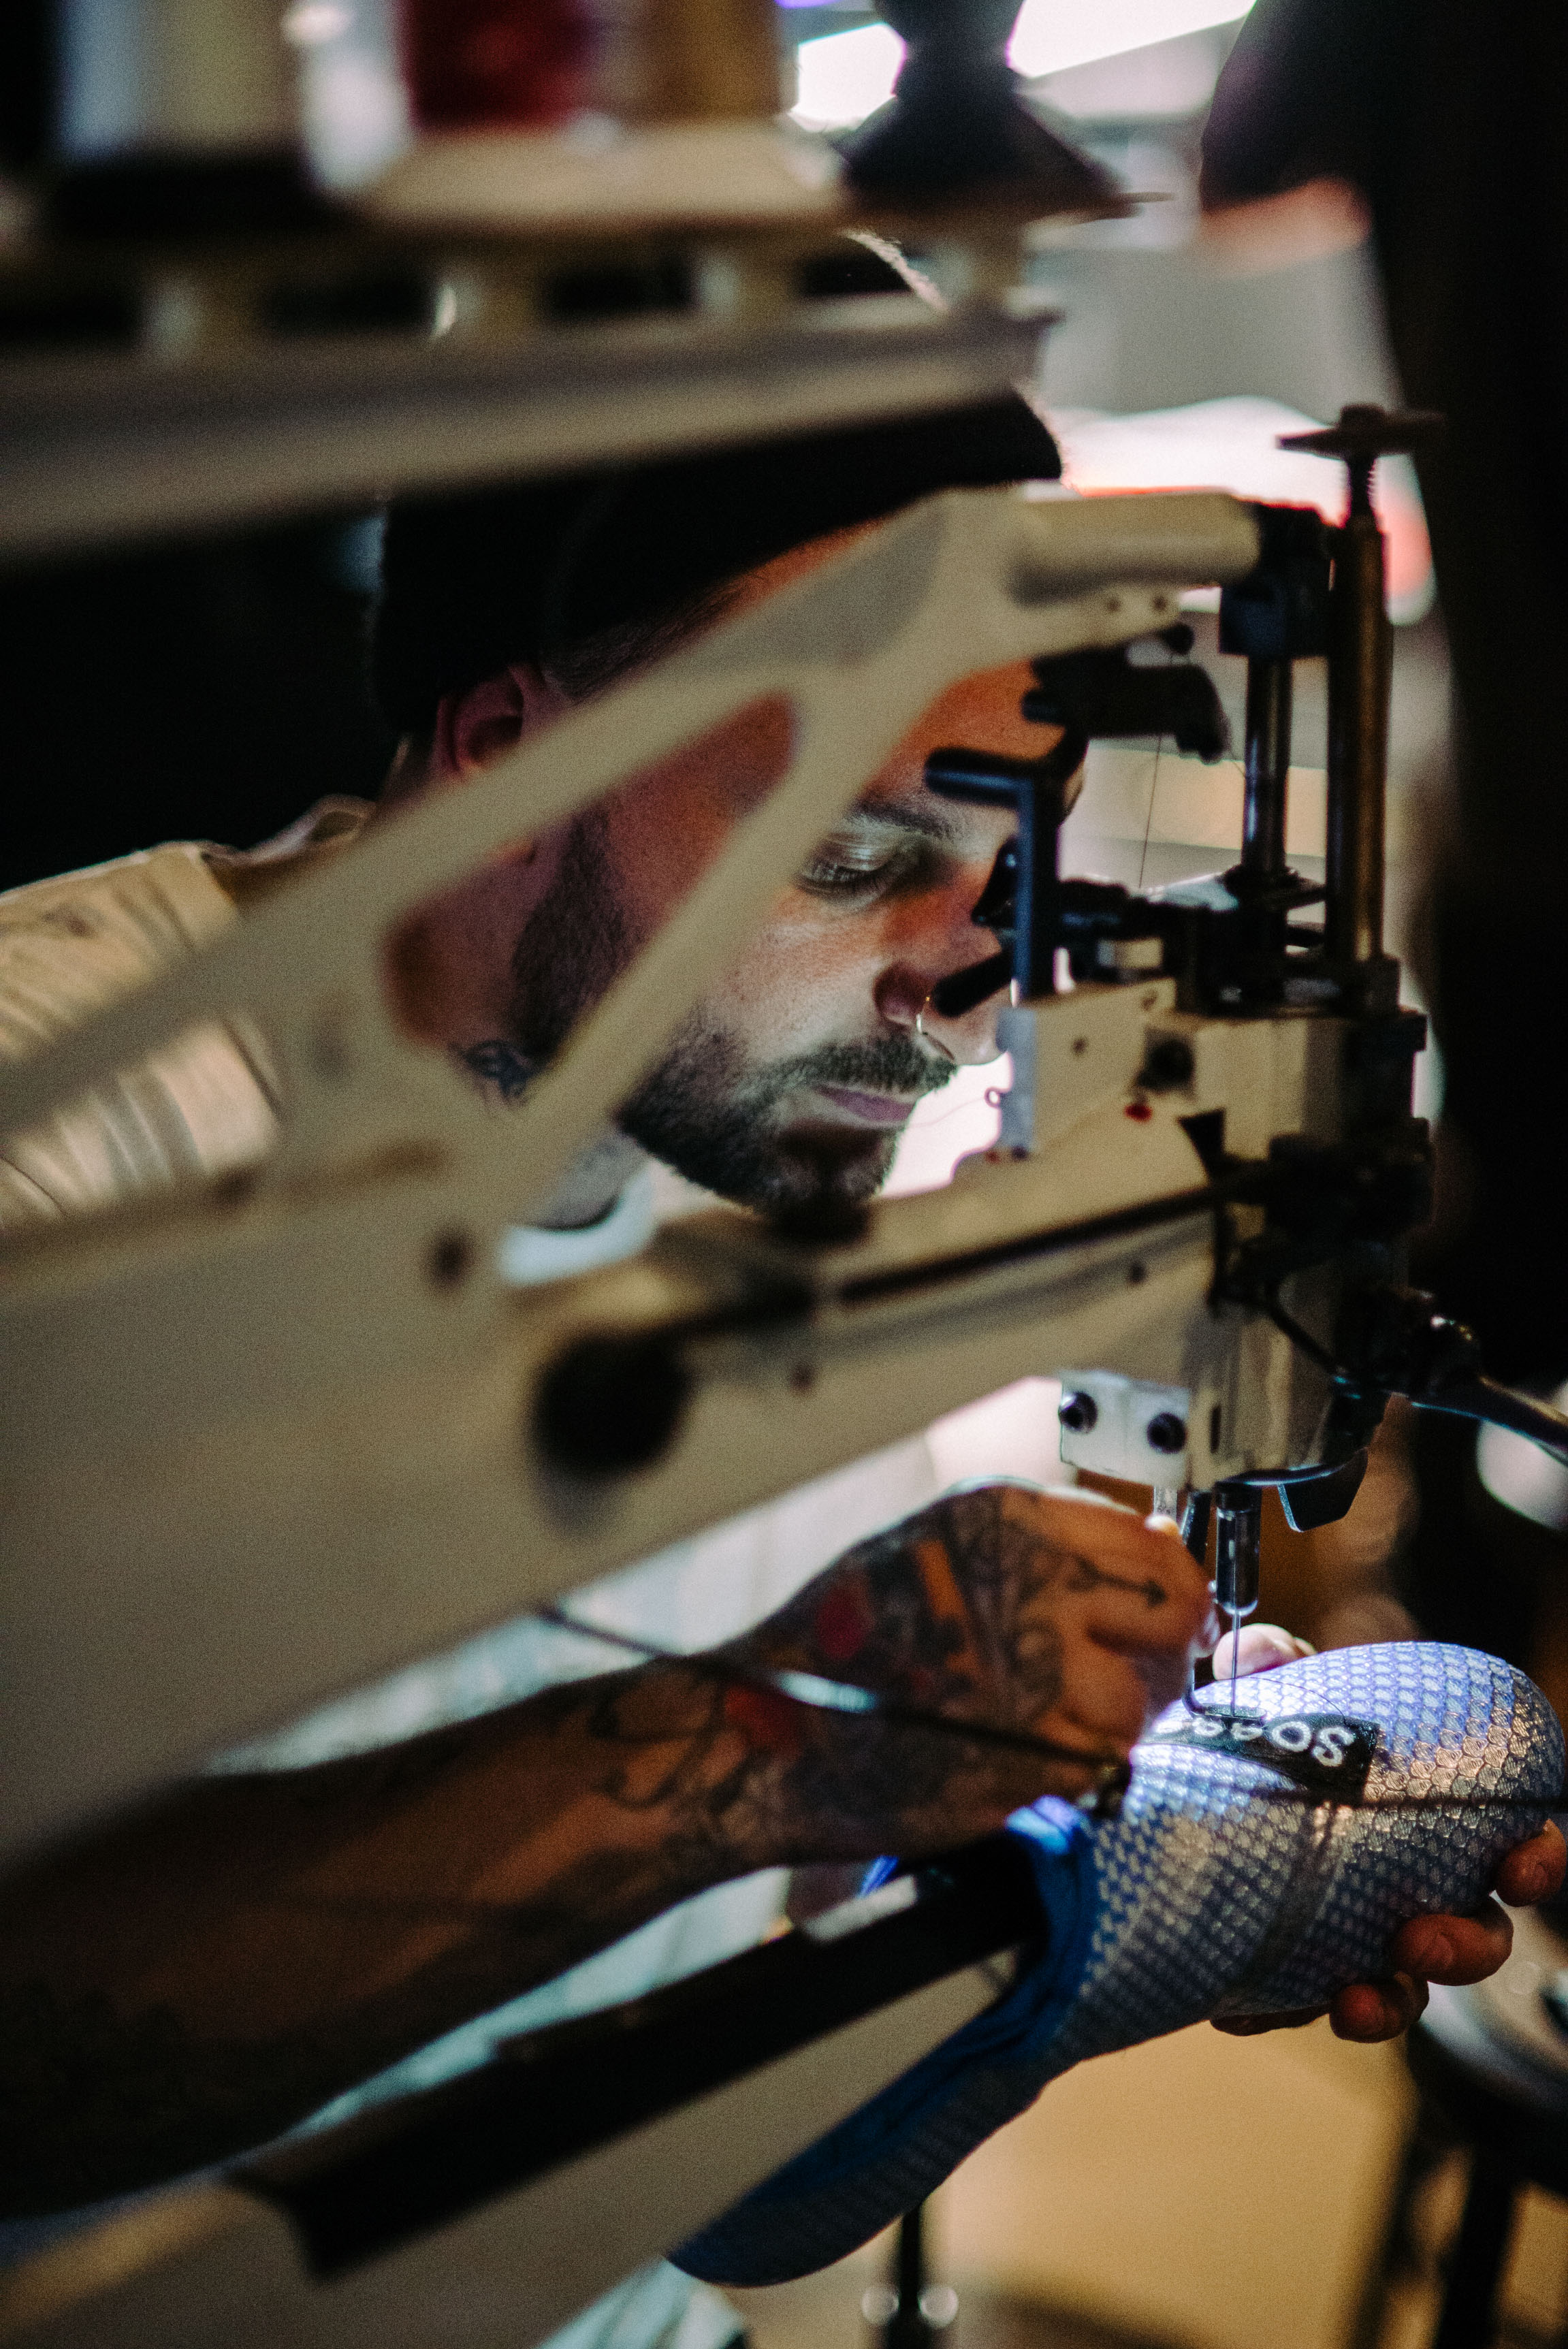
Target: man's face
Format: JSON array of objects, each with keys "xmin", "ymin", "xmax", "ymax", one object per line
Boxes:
[{"xmin": 506, "ymin": 536, "xmax": 1053, "ymax": 1219}]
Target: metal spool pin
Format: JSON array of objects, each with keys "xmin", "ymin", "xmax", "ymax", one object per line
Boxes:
[{"xmin": 1241, "ymin": 656, "xmax": 1292, "ymax": 880}]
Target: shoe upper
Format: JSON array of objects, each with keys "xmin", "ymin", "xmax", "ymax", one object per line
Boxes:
[
  {"xmin": 675, "ymin": 1642, "xmax": 1563, "ymax": 2287},
  {"xmin": 1049, "ymin": 1642, "xmax": 1564, "ymax": 2077}
]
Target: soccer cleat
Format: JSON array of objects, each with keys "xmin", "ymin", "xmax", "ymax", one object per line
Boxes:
[{"xmin": 676, "ymin": 1642, "xmax": 1564, "ymax": 2286}]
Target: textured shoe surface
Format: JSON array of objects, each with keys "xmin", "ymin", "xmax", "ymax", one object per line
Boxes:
[
  {"xmin": 1054, "ymin": 1642, "xmax": 1561, "ymax": 2068},
  {"xmin": 677, "ymin": 1642, "xmax": 1563, "ymax": 2286}
]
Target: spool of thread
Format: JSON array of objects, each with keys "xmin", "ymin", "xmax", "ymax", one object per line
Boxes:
[
  {"xmin": 398, "ymin": 0, "xmax": 598, "ymax": 133},
  {"xmin": 57, "ymin": 0, "xmax": 298, "ymax": 159},
  {"xmin": 396, "ymin": 0, "xmax": 782, "ymax": 135},
  {"xmin": 598, "ymin": 0, "xmax": 782, "ymax": 124}
]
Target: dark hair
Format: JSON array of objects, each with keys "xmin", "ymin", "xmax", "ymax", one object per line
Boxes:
[
  {"xmin": 527, "ymin": 593, "xmax": 739, "ymax": 703},
  {"xmin": 371, "ymin": 265, "xmax": 1060, "ymax": 735}
]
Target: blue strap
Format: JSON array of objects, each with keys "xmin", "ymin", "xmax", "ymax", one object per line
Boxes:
[{"xmin": 711, "ymin": 1800, "xmax": 1098, "ymax": 2214}]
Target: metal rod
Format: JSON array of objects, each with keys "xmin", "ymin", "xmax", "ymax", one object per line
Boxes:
[
  {"xmin": 884, "ymin": 2202, "xmax": 934, "ymax": 2349},
  {"xmin": 1324, "ymin": 506, "xmax": 1392, "ymax": 965},
  {"xmin": 1241, "ymin": 656, "xmax": 1292, "ymax": 876},
  {"xmin": 1431, "ymin": 2153, "xmax": 1516, "ymax": 2349}
]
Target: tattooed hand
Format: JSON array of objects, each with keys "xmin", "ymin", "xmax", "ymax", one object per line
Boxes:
[{"xmin": 706, "ymin": 1483, "xmax": 1212, "ymax": 1868}]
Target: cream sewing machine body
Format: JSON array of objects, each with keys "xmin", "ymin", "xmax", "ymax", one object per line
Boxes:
[{"xmin": 0, "ymin": 462, "xmax": 1552, "ymax": 1880}]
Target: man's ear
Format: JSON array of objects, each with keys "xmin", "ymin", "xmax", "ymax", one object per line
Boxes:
[{"xmin": 434, "ymin": 663, "xmax": 564, "ymax": 779}]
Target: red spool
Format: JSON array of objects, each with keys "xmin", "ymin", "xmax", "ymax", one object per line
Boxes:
[{"xmin": 398, "ymin": 0, "xmax": 600, "ymax": 132}]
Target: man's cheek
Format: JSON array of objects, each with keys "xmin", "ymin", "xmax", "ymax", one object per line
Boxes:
[
  {"xmin": 717, "ymin": 919, "xmax": 885, "ymax": 1064},
  {"xmin": 606, "ymin": 810, "xmax": 730, "ymax": 943}
]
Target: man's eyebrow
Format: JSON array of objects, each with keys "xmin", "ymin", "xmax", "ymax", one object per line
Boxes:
[{"xmin": 841, "ymin": 799, "xmax": 967, "ymax": 846}]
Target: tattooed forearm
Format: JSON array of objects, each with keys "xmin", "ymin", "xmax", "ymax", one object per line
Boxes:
[
  {"xmin": 0, "ymin": 1663, "xmax": 775, "ymax": 2213},
  {"xmin": 0, "ymin": 1484, "xmax": 1196, "ymax": 2214},
  {"xmin": 707, "ymin": 1482, "xmax": 1196, "ymax": 1861}
]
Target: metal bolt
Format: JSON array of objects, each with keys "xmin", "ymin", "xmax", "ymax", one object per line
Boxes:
[
  {"xmin": 1146, "ymin": 1411, "xmax": 1188, "ymax": 1454},
  {"xmin": 1059, "ymin": 1391, "xmax": 1098, "ymax": 1434}
]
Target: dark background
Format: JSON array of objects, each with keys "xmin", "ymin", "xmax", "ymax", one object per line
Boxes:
[{"xmin": 0, "ymin": 517, "xmax": 394, "ymax": 893}]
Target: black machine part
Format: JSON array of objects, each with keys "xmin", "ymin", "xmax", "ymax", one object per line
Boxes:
[
  {"xmin": 1198, "ymin": 1285, "xmax": 1568, "ymax": 1586},
  {"xmin": 240, "ymin": 1836, "xmax": 1044, "ymax": 2278},
  {"xmin": 1218, "ymin": 503, "xmax": 1332, "ymax": 889},
  {"xmin": 923, "ymin": 509, "xmax": 1339, "ymax": 1021},
  {"xmin": 835, "ymin": 0, "xmax": 1127, "ymax": 216},
  {"xmin": 925, "ymin": 438, "xmax": 1443, "ymax": 1022},
  {"xmin": 925, "ymin": 624, "xmax": 1228, "ymax": 1017},
  {"xmin": 1213, "ymin": 1482, "xmax": 1262, "ymax": 1630},
  {"xmin": 1331, "ymin": 1285, "xmax": 1568, "ymax": 1465},
  {"xmin": 1279, "ymin": 406, "xmax": 1445, "ymax": 976}
]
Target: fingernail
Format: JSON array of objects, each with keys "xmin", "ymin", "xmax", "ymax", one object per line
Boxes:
[
  {"xmin": 1419, "ymin": 1933, "xmax": 1454, "ymax": 1974},
  {"xmin": 1516, "ymin": 1860, "xmax": 1551, "ymax": 1904}
]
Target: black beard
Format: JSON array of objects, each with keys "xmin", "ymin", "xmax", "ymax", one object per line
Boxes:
[
  {"xmin": 507, "ymin": 814, "xmax": 955, "ymax": 1215},
  {"xmin": 620, "ymin": 1025, "xmax": 953, "ymax": 1215},
  {"xmin": 507, "ymin": 811, "xmax": 630, "ymax": 1068}
]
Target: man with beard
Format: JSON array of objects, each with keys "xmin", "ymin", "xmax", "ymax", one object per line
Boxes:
[{"xmin": 0, "ymin": 378, "xmax": 1554, "ymax": 2346}]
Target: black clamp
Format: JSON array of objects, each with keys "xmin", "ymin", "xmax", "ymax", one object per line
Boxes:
[
  {"xmin": 1218, "ymin": 503, "xmax": 1332, "ymax": 665},
  {"xmin": 924, "ymin": 626, "xmax": 1228, "ymax": 1018},
  {"xmin": 1020, "ymin": 629, "xmax": 1229, "ymax": 757}
]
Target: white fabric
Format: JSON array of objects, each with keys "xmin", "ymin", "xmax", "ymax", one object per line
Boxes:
[
  {"xmin": 498, "ymin": 1173, "xmax": 659, "ymax": 1285},
  {"xmin": 0, "ymin": 842, "xmax": 278, "ymax": 1231}
]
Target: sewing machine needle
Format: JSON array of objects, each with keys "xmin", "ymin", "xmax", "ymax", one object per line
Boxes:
[{"xmin": 1229, "ymin": 1611, "xmax": 1239, "ymax": 1716}]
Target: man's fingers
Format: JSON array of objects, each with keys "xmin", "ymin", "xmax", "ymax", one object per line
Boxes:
[
  {"xmin": 1394, "ymin": 1898, "xmax": 1512, "ymax": 1987},
  {"xmin": 1496, "ymin": 1821, "xmax": 1567, "ymax": 1907},
  {"xmin": 1329, "ymin": 1972, "xmax": 1429, "ymax": 2043},
  {"xmin": 1029, "ymin": 1492, "xmax": 1210, "ymax": 1622},
  {"xmin": 1221, "ymin": 1973, "xmax": 1433, "ymax": 2043},
  {"xmin": 1007, "ymin": 1494, "xmax": 1211, "ymax": 1708},
  {"xmin": 1034, "ymin": 1647, "xmax": 1154, "ymax": 1757},
  {"xmin": 1056, "ymin": 1520, "xmax": 1210, "ymax": 1654},
  {"xmin": 1211, "ymin": 1625, "xmax": 1315, "ymax": 1680}
]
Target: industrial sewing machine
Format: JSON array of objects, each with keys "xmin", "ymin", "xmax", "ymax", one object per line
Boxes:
[
  {"xmin": 5, "ymin": 400, "xmax": 1568, "ymax": 2348},
  {"xmin": 5, "ymin": 3, "xmax": 1568, "ymax": 2335}
]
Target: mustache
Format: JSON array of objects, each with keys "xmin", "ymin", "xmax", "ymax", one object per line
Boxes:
[{"xmin": 744, "ymin": 1034, "xmax": 957, "ymax": 1110}]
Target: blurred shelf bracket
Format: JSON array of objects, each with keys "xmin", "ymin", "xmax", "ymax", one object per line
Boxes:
[{"xmin": 0, "ymin": 226, "xmax": 1053, "ymax": 562}]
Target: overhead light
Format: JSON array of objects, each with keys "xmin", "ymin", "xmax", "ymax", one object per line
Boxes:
[
  {"xmin": 1008, "ymin": 0, "xmax": 1252, "ymax": 82},
  {"xmin": 791, "ymin": 22, "xmax": 904, "ymax": 130},
  {"xmin": 1048, "ymin": 397, "xmax": 1434, "ymax": 624}
]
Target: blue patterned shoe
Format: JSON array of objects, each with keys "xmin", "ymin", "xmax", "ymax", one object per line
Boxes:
[{"xmin": 675, "ymin": 1642, "xmax": 1563, "ymax": 2286}]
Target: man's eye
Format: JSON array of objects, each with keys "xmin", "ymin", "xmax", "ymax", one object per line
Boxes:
[
  {"xmin": 796, "ymin": 854, "xmax": 894, "ymax": 897},
  {"xmin": 795, "ymin": 840, "xmax": 912, "ymax": 899}
]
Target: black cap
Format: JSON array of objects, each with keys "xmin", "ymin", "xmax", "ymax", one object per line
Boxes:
[{"xmin": 372, "ymin": 388, "xmax": 1060, "ymax": 733}]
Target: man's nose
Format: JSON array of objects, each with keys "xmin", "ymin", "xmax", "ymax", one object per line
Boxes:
[{"xmin": 874, "ymin": 962, "xmax": 1003, "ymax": 1067}]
